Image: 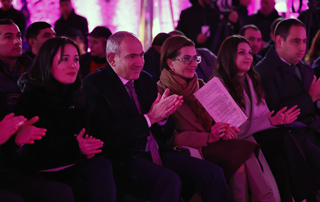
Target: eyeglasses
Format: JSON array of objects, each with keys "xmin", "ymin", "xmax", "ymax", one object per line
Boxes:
[{"xmin": 172, "ymin": 56, "xmax": 201, "ymax": 65}]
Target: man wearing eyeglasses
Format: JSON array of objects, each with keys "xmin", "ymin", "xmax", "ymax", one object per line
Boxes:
[{"xmin": 83, "ymin": 31, "xmax": 230, "ymax": 202}]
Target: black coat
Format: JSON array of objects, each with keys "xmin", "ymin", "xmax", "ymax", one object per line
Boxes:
[
  {"xmin": 82, "ymin": 64, "xmax": 175, "ymax": 165},
  {"xmin": 13, "ymin": 82, "xmax": 86, "ymax": 171},
  {"xmin": 255, "ymin": 46, "xmax": 316, "ymax": 125}
]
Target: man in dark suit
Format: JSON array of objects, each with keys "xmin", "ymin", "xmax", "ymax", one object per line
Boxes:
[
  {"xmin": 82, "ymin": 31, "xmax": 230, "ymax": 202},
  {"xmin": 255, "ymin": 18, "xmax": 320, "ymax": 202}
]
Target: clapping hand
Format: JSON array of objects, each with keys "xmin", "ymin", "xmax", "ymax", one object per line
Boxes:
[
  {"xmin": 147, "ymin": 88, "xmax": 183, "ymax": 125},
  {"xmin": 15, "ymin": 116, "xmax": 47, "ymax": 145},
  {"xmin": 76, "ymin": 128, "xmax": 104, "ymax": 159},
  {"xmin": 0, "ymin": 113, "xmax": 26, "ymax": 145},
  {"xmin": 268, "ymin": 105, "xmax": 300, "ymax": 126}
]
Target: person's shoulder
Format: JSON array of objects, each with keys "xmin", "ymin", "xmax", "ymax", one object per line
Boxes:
[
  {"xmin": 300, "ymin": 60, "xmax": 313, "ymax": 71},
  {"xmin": 196, "ymin": 48, "xmax": 216, "ymax": 58},
  {"xmin": 20, "ymin": 53, "xmax": 33, "ymax": 70},
  {"xmin": 139, "ymin": 70, "xmax": 153, "ymax": 82},
  {"xmin": 73, "ymin": 12, "xmax": 88, "ymax": 23},
  {"xmin": 83, "ymin": 65, "xmax": 107, "ymax": 81},
  {"xmin": 180, "ymin": 4, "xmax": 199, "ymax": 16}
]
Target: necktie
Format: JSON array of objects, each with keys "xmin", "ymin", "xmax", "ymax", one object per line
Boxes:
[
  {"xmin": 125, "ymin": 81, "xmax": 163, "ymax": 166},
  {"xmin": 292, "ymin": 64, "xmax": 302, "ymax": 80}
]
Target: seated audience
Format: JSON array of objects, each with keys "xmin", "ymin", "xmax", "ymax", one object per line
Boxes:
[
  {"xmin": 79, "ymin": 26, "xmax": 111, "ymax": 78},
  {"xmin": 217, "ymin": 35, "xmax": 319, "ymax": 202},
  {"xmin": 13, "ymin": 37, "xmax": 116, "ymax": 202},
  {"xmin": 143, "ymin": 32, "xmax": 171, "ymax": 83},
  {"xmin": 0, "ymin": 112, "xmax": 74, "ymax": 202},
  {"xmin": 157, "ymin": 35, "xmax": 276, "ymax": 202},
  {"xmin": 0, "ymin": 19, "xmax": 32, "ymax": 114},
  {"xmin": 305, "ymin": 29, "xmax": 320, "ymax": 66},
  {"xmin": 25, "ymin": 21, "xmax": 56, "ymax": 59},
  {"xmin": 83, "ymin": 31, "xmax": 231, "ymax": 202},
  {"xmin": 239, "ymin": 24, "xmax": 263, "ymax": 65},
  {"xmin": 256, "ymin": 18, "xmax": 320, "ymax": 201}
]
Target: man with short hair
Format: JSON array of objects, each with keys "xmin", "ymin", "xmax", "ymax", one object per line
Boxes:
[
  {"xmin": 25, "ymin": 21, "xmax": 56, "ymax": 59},
  {"xmin": 83, "ymin": 31, "xmax": 230, "ymax": 202},
  {"xmin": 239, "ymin": 24, "xmax": 263, "ymax": 65},
  {"xmin": 255, "ymin": 18, "xmax": 320, "ymax": 202},
  {"xmin": 0, "ymin": 19, "xmax": 32, "ymax": 114},
  {"xmin": 79, "ymin": 26, "xmax": 111, "ymax": 78},
  {"xmin": 249, "ymin": 0, "xmax": 280, "ymax": 46},
  {"xmin": 54, "ymin": 0, "xmax": 88, "ymax": 49}
]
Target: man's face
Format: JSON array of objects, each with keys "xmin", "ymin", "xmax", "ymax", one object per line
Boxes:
[
  {"xmin": 89, "ymin": 36, "xmax": 106, "ymax": 58},
  {"xmin": 0, "ymin": 24, "xmax": 22, "ymax": 60},
  {"xmin": 244, "ymin": 28, "xmax": 262, "ymax": 55},
  {"xmin": 33, "ymin": 28, "xmax": 56, "ymax": 54},
  {"xmin": 276, "ymin": 25, "xmax": 307, "ymax": 65},
  {"xmin": 60, "ymin": 1, "xmax": 73, "ymax": 16},
  {"xmin": 110, "ymin": 36, "xmax": 144, "ymax": 80},
  {"xmin": 0, "ymin": 0, "xmax": 12, "ymax": 10},
  {"xmin": 260, "ymin": 0, "xmax": 275, "ymax": 16}
]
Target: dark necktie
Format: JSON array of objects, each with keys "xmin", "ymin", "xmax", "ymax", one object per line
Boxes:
[
  {"xmin": 125, "ymin": 81, "xmax": 163, "ymax": 166},
  {"xmin": 293, "ymin": 64, "xmax": 302, "ymax": 80}
]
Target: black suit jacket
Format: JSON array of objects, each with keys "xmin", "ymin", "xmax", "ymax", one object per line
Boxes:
[
  {"xmin": 255, "ymin": 46, "xmax": 316, "ymax": 125},
  {"xmin": 82, "ymin": 64, "xmax": 174, "ymax": 164}
]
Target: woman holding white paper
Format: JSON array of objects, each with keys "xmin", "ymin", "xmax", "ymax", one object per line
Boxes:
[
  {"xmin": 215, "ymin": 35, "xmax": 318, "ymax": 202},
  {"xmin": 157, "ymin": 35, "xmax": 276, "ymax": 202}
]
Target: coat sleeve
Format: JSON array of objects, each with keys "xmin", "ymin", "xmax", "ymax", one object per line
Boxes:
[
  {"xmin": 13, "ymin": 91, "xmax": 83, "ymax": 171},
  {"xmin": 83, "ymin": 76, "xmax": 150, "ymax": 150},
  {"xmin": 258, "ymin": 67, "xmax": 315, "ymax": 121}
]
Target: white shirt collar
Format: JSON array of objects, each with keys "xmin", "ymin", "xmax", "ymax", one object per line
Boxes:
[{"xmin": 118, "ymin": 75, "xmax": 131, "ymax": 85}]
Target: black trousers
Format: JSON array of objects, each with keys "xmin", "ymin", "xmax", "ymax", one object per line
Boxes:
[
  {"xmin": 0, "ymin": 175, "xmax": 74, "ymax": 202},
  {"xmin": 34, "ymin": 157, "xmax": 116, "ymax": 202},
  {"xmin": 115, "ymin": 150, "xmax": 231, "ymax": 202}
]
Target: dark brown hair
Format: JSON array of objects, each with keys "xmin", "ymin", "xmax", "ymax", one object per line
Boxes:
[{"xmin": 215, "ymin": 35, "xmax": 265, "ymax": 110}]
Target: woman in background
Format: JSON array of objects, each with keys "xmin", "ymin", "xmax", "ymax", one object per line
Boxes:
[
  {"xmin": 305, "ymin": 29, "xmax": 320, "ymax": 66},
  {"xmin": 158, "ymin": 35, "xmax": 276, "ymax": 202},
  {"xmin": 13, "ymin": 37, "xmax": 116, "ymax": 202}
]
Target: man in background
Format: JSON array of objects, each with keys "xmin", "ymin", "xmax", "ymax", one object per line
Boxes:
[
  {"xmin": 79, "ymin": 26, "xmax": 111, "ymax": 78},
  {"xmin": 25, "ymin": 21, "xmax": 56, "ymax": 59},
  {"xmin": 54, "ymin": 0, "xmax": 88, "ymax": 50}
]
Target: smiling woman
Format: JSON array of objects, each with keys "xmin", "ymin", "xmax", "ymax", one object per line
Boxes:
[{"xmin": 12, "ymin": 37, "xmax": 116, "ymax": 202}]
